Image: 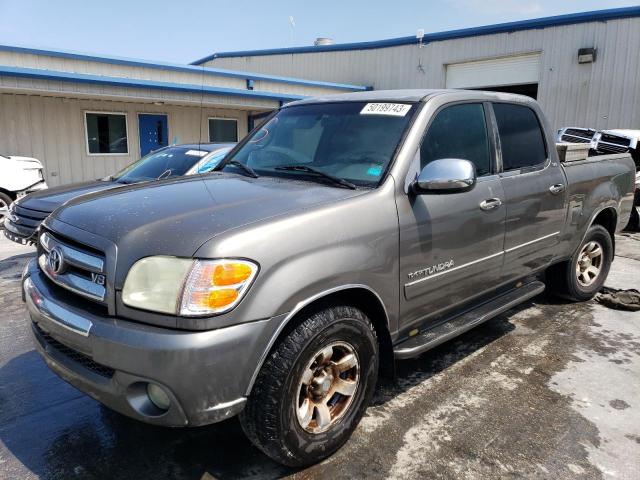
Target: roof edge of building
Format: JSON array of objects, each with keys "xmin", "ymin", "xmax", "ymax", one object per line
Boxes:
[
  {"xmin": 0, "ymin": 65, "xmax": 307, "ymax": 102},
  {"xmin": 0, "ymin": 44, "xmax": 369, "ymax": 92},
  {"xmin": 192, "ymin": 6, "xmax": 640, "ymax": 63}
]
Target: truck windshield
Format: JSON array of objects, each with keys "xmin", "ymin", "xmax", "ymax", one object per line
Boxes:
[
  {"xmin": 111, "ymin": 147, "xmax": 218, "ymax": 184},
  {"xmin": 222, "ymin": 102, "xmax": 417, "ymax": 187}
]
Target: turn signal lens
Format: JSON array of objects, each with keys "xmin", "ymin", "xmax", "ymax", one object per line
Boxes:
[
  {"xmin": 179, "ymin": 259, "xmax": 258, "ymax": 316},
  {"xmin": 208, "ymin": 289, "xmax": 239, "ymax": 308},
  {"xmin": 213, "ymin": 263, "xmax": 253, "ymax": 286}
]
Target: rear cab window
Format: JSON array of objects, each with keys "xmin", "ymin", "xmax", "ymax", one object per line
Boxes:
[{"xmin": 493, "ymin": 103, "xmax": 547, "ymax": 172}]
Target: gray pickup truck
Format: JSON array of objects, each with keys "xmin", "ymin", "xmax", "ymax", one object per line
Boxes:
[{"xmin": 23, "ymin": 90, "xmax": 635, "ymax": 467}]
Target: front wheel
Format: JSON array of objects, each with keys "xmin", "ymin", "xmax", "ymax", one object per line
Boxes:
[
  {"xmin": 240, "ymin": 306, "xmax": 379, "ymax": 467},
  {"xmin": 0, "ymin": 191, "xmax": 13, "ymax": 229},
  {"xmin": 548, "ymin": 224, "xmax": 613, "ymax": 301}
]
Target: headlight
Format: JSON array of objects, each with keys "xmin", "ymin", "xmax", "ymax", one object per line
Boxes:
[
  {"xmin": 122, "ymin": 256, "xmax": 193, "ymax": 314},
  {"xmin": 122, "ymin": 256, "xmax": 258, "ymax": 316}
]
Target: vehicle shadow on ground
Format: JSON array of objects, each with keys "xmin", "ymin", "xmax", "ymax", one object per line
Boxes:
[
  {"xmin": 0, "ymin": 251, "xmax": 35, "ymax": 275},
  {"xmin": 370, "ymin": 299, "xmax": 539, "ymax": 408},
  {"xmin": 0, "ymin": 297, "xmax": 547, "ymax": 480}
]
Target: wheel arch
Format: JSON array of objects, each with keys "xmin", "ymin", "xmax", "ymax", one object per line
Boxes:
[
  {"xmin": 0, "ymin": 188, "xmax": 17, "ymax": 201},
  {"xmin": 245, "ymin": 284, "xmax": 394, "ymax": 396},
  {"xmin": 588, "ymin": 206, "xmax": 618, "ymax": 257}
]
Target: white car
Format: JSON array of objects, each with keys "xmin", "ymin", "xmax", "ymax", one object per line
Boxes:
[{"xmin": 0, "ymin": 154, "xmax": 48, "ymax": 228}]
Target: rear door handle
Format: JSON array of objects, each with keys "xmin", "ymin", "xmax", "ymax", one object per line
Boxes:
[
  {"xmin": 479, "ymin": 198, "xmax": 502, "ymax": 211},
  {"xmin": 549, "ymin": 183, "xmax": 565, "ymax": 194}
]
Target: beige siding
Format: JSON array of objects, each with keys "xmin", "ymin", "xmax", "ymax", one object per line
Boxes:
[
  {"xmin": 0, "ymin": 93, "xmax": 248, "ymax": 187},
  {"xmin": 207, "ymin": 17, "xmax": 640, "ymax": 130}
]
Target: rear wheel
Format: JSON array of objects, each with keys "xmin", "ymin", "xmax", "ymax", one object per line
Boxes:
[
  {"xmin": 548, "ymin": 224, "xmax": 613, "ymax": 301},
  {"xmin": 0, "ymin": 191, "xmax": 13, "ymax": 229},
  {"xmin": 240, "ymin": 306, "xmax": 378, "ymax": 467}
]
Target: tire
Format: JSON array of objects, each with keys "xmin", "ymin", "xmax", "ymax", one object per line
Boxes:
[
  {"xmin": 0, "ymin": 191, "xmax": 14, "ymax": 230},
  {"xmin": 548, "ymin": 224, "xmax": 613, "ymax": 301},
  {"xmin": 240, "ymin": 306, "xmax": 379, "ymax": 467}
]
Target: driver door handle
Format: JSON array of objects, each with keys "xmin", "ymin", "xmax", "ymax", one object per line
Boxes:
[
  {"xmin": 549, "ymin": 183, "xmax": 565, "ymax": 194},
  {"xmin": 479, "ymin": 198, "xmax": 502, "ymax": 211}
]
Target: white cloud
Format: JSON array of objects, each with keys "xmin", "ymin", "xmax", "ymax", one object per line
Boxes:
[{"xmin": 447, "ymin": 0, "xmax": 543, "ymax": 15}]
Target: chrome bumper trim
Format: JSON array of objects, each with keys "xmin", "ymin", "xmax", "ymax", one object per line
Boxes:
[{"xmin": 24, "ymin": 276, "xmax": 93, "ymax": 337}]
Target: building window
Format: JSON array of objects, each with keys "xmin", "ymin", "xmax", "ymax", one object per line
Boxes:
[
  {"xmin": 85, "ymin": 112, "xmax": 129, "ymax": 155},
  {"xmin": 209, "ymin": 118, "xmax": 238, "ymax": 143}
]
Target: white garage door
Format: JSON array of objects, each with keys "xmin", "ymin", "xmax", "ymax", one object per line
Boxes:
[{"xmin": 446, "ymin": 53, "xmax": 541, "ymax": 89}]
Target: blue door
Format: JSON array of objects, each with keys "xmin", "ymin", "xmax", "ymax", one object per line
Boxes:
[{"xmin": 138, "ymin": 114, "xmax": 168, "ymax": 157}]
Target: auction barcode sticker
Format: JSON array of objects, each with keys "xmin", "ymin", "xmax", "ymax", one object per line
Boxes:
[
  {"xmin": 185, "ymin": 150, "xmax": 208, "ymax": 157},
  {"xmin": 360, "ymin": 103, "xmax": 411, "ymax": 117}
]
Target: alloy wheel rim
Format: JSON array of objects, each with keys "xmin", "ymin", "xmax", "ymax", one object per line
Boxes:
[
  {"xmin": 576, "ymin": 240, "xmax": 603, "ymax": 287},
  {"xmin": 0, "ymin": 199, "xmax": 8, "ymax": 222},
  {"xmin": 296, "ymin": 341, "xmax": 360, "ymax": 434}
]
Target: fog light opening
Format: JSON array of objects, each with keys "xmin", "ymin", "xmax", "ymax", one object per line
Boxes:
[{"xmin": 147, "ymin": 383, "xmax": 171, "ymax": 411}]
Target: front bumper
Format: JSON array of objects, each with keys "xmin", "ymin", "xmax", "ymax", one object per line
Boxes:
[
  {"xmin": 3, "ymin": 217, "xmax": 36, "ymax": 244},
  {"xmin": 24, "ymin": 260, "xmax": 285, "ymax": 427},
  {"xmin": 18, "ymin": 180, "xmax": 48, "ymax": 198}
]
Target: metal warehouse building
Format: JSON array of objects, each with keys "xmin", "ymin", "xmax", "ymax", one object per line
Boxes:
[
  {"xmin": 195, "ymin": 7, "xmax": 640, "ymax": 133},
  {"xmin": 1, "ymin": 7, "xmax": 638, "ymax": 188},
  {"xmin": 0, "ymin": 46, "xmax": 366, "ymax": 186}
]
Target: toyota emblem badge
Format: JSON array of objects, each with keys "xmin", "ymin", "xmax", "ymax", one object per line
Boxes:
[{"xmin": 47, "ymin": 247, "xmax": 66, "ymax": 275}]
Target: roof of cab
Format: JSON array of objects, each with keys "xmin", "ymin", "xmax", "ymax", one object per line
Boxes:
[{"xmin": 284, "ymin": 89, "xmax": 535, "ymax": 107}]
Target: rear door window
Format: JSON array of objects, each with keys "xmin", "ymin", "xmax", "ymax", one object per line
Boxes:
[
  {"xmin": 493, "ymin": 103, "xmax": 547, "ymax": 171},
  {"xmin": 420, "ymin": 103, "xmax": 491, "ymax": 176}
]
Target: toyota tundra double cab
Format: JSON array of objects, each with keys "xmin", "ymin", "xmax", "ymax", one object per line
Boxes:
[{"xmin": 22, "ymin": 90, "xmax": 635, "ymax": 467}]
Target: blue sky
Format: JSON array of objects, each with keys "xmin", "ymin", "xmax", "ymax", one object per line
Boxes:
[{"xmin": 0, "ymin": 0, "xmax": 637, "ymax": 64}]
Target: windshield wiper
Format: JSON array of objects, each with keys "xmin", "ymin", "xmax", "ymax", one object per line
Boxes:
[
  {"xmin": 157, "ymin": 169, "xmax": 172, "ymax": 180},
  {"xmin": 115, "ymin": 177, "xmax": 137, "ymax": 185},
  {"xmin": 226, "ymin": 160, "xmax": 259, "ymax": 178},
  {"xmin": 274, "ymin": 165, "xmax": 357, "ymax": 190}
]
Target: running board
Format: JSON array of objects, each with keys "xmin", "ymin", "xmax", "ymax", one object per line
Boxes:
[{"xmin": 394, "ymin": 281, "xmax": 545, "ymax": 360}]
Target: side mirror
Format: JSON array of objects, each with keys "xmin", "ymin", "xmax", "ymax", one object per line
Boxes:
[{"xmin": 412, "ymin": 158, "xmax": 476, "ymax": 194}]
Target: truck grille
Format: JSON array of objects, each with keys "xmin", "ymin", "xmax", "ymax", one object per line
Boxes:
[
  {"xmin": 559, "ymin": 128, "xmax": 596, "ymax": 144},
  {"xmin": 33, "ymin": 323, "xmax": 115, "ymax": 379},
  {"xmin": 596, "ymin": 133, "xmax": 632, "ymax": 154},
  {"xmin": 7, "ymin": 204, "xmax": 50, "ymax": 239},
  {"xmin": 38, "ymin": 230, "xmax": 107, "ymax": 304}
]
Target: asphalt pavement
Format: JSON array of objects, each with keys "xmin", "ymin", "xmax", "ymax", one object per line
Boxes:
[{"xmin": 0, "ymin": 233, "xmax": 638, "ymax": 479}]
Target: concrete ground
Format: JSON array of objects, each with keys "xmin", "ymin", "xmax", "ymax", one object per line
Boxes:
[{"xmin": 0, "ymin": 233, "xmax": 638, "ymax": 480}]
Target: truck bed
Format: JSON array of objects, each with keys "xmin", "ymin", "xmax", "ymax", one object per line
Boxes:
[{"xmin": 557, "ymin": 152, "xmax": 636, "ymax": 258}]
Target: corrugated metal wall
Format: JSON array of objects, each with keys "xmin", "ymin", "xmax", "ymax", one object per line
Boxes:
[
  {"xmin": 0, "ymin": 93, "xmax": 248, "ymax": 187},
  {"xmin": 207, "ymin": 17, "xmax": 640, "ymax": 130}
]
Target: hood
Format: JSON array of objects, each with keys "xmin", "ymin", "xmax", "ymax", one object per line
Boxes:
[
  {"xmin": 17, "ymin": 180, "xmax": 119, "ymax": 213},
  {"xmin": 51, "ymin": 173, "xmax": 365, "ymax": 260},
  {"xmin": 1, "ymin": 155, "xmax": 44, "ymax": 168}
]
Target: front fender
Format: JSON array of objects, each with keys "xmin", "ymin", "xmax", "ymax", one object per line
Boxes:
[{"xmin": 193, "ymin": 179, "xmax": 401, "ymax": 334}]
